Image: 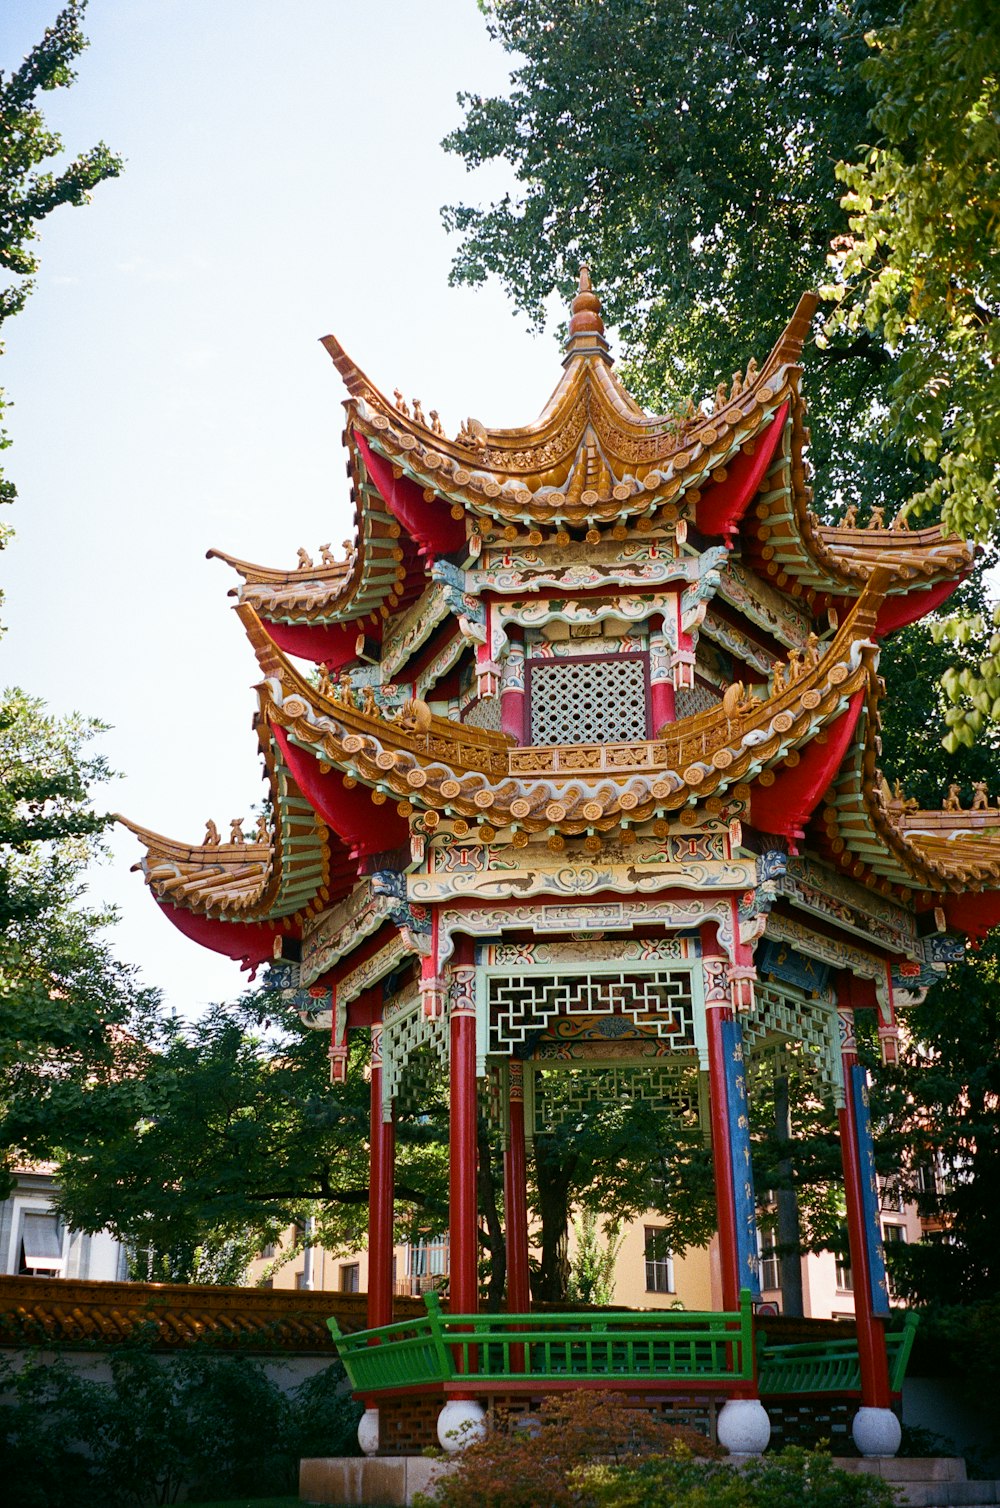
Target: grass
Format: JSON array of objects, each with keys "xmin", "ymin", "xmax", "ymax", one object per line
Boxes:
[{"xmin": 181, "ymin": 1499, "xmax": 301, "ymax": 1507}]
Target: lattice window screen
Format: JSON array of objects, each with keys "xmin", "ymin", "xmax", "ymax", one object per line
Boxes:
[
  {"xmin": 675, "ymin": 684, "xmax": 721, "ymax": 719},
  {"xmin": 529, "ymin": 657, "xmax": 647, "ymax": 745},
  {"xmin": 742, "ymin": 983, "xmax": 842, "ymax": 1103},
  {"xmin": 462, "ymin": 697, "xmax": 503, "ymax": 732},
  {"xmin": 487, "ymin": 967, "xmax": 696, "ymax": 1055}
]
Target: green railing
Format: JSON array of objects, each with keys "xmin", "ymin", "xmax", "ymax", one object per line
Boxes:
[
  {"xmin": 328, "ymin": 1290, "xmax": 755, "ymax": 1394},
  {"xmin": 757, "ymin": 1311, "xmax": 920, "ymax": 1395}
]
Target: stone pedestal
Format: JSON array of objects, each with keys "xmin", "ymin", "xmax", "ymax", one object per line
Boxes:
[{"xmin": 300, "ymin": 1455, "xmax": 455, "ymax": 1507}]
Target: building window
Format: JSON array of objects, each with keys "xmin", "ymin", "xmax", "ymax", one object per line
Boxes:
[
  {"xmin": 407, "ymin": 1236, "xmax": 449, "ymax": 1290},
  {"xmin": 879, "ymin": 1178, "xmax": 905, "ymax": 1214},
  {"xmin": 339, "ymin": 1264, "xmax": 360, "ymax": 1293},
  {"xmin": 528, "ymin": 654, "xmax": 649, "ymax": 745},
  {"xmin": 835, "ymin": 1255, "xmax": 853, "ymax": 1293},
  {"xmin": 18, "ymin": 1211, "xmax": 65, "ymax": 1277},
  {"xmin": 882, "ymin": 1223, "xmax": 907, "ymax": 1245},
  {"xmin": 644, "ymin": 1228, "xmax": 674, "ymax": 1294},
  {"xmin": 758, "ymin": 1230, "xmax": 781, "ymax": 1292}
]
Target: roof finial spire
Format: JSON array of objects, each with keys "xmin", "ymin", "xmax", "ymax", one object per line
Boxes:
[
  {"xmin": 564, "ymin": 265, "xmax": 611, "ymax": 363},
  {"xmin": 569, "ymin": 265, "xmax": 604, "ymax": 337}
]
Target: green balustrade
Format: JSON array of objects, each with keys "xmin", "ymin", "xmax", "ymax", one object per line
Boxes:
[
  {"xmin": 757, "ymin": 1310, "xmax": 919, "ymax": 1396},
  {"xmin": 327, "ymin": 1290, "xmax": 755, "ymax": 1393},
  {"xmin": 329, "ymin": 1297, "xmax": 921, "ymax": 1400}
]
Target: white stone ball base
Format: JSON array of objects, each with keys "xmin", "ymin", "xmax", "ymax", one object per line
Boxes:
[
  {"xmin": 437, "ymin": 1399, "xmax": 487, "ymax": 1453},
  {"xmin": 852, "ymin": 1406, "xmax": 902, "ymax": 1458},
  {"xmin": 717, "ymin": 1398, "xmax": 771, "ymax": 1458},
  {"xmin": 357, "ymin": 1406, "xmax": 380, "ymax": 1457}
]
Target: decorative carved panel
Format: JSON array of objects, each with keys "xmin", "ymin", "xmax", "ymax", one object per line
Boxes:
[
  {"xmin": 486, "ymin": 965, "xmax": 697, "ymax": 1055},
  {"xmin": 530, "ymin": 1064, "xmax": 703, "ymax": 1137}
]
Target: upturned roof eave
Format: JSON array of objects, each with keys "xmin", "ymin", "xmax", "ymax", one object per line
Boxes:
[
  {"xmin": 241, "ymin": 581, "xmax": 895, "ymax": 835},
  {"xmin": 116, "ymin": 717, "xmax": 339, "ymax": 928},
  {"xmin": 813, "ymin": 678, "xmax": 1000, "ymax": 902}
]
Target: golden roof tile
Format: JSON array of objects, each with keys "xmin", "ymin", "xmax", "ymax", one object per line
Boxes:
[
  {"xmin": 0, "ymin": 1275, "xmax": 419, "ymax": 1351},
  {"xmin": 323, "ymin": 286, "xmax": 814, "ymax": 535}
]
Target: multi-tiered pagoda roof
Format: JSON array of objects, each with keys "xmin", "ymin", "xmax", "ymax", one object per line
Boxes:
[{"xmin": 121, "ymin": 273, "xmax": 1000, "ymax": 970}]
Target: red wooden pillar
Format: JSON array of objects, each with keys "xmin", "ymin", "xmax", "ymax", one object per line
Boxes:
[
  {"xmin": 500, "ymin": 639, "xmax": 526, "ymax": 743},
  {"xmin": 701, "ymin": 925, "xmax": 741, "ymax": 1313},
  {"xmin": 367, "ymin": 1022, "xmax": 395, "ymax": 1330},
  {"xmin": 504, "ymin": 1060, "xmax": 531, "ymax": 1313},
  {"xmin": 838, "ymin": 1007, "xmax": 892, "ymax": 1409},
  {"xmin": 448, "ymin": 938, "xmax": 479, "ymax": 1315},
  {"xmin": 649, "ymin": 617, "xmax": 676, "ymax": 732}
]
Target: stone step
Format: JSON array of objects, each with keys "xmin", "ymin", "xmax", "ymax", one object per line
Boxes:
[
  {"xmin": 832, "ymin": 1459, "xmax": 1000, "ymax": 1506},
  {"xmin": 893, "ymin": 1488, "xmax": 1000, "ymax": 1508},
  {"xmin": 834, "ymin": 1458, "xmax": 968, "ymax": 1484}
]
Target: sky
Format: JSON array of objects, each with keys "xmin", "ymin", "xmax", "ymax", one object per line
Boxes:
[{"xmin": 1, "ymin": 0, "xmax": 570, "ymax": 1014}]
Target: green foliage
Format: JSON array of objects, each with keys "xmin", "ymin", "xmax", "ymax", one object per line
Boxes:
[
  {"xmin": 49, "ymin": 994, "xmax": 450, "ymax": 1279},
  {"xmin": 0, "ymin": 1, "xmax": 122, "ymax": 514},
  {"xmin": 873, "ymin": 932, "xmax": 1000, "ymax": 1306},
  {"xmin": 575, "ymin": 1445, "xmax": 897, "ymax": 1508},
  {"xmin": 443, "ymin": 0, "xmax": 923, "ymax": 519},
  {"xmin": 0, "ymin": 1348, "xmax": 360, "ymax": 1508},
  {"xmin": 823, "ymin": 0, "xmax": 1000, "ymax": 542},
  {"xmin": 530, "ymin": 1073, "xmax": 715, "ymax": 1299},
  {"xmin": 0, "ymin": 688, "xmax": 159, "ymax": 1203},
  {"xmin": 567, "ymin": 1211, "xmax": 624, "ymax": 1306},
  {"xmin": 878, "ymin": 623, "xmax": 999, "ymax": 801},
  {"xmin": 416, "ymin": 1390, "xmax": 720, "ymax": 1508},
  {"xmin": 748, "ymin": 1064, "xmax": 846, "ymax": 1258},
  {"xmin": 914, "ymin": 1298, "xmax": 1000, "ymax": 1467}
]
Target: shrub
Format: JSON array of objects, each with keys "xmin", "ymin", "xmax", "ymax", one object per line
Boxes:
[
  {"xmin": 0, "ymin": 1347, "xmax": 360, "ymax": 1508},
  {"xmin": 415, "ymin": 1390, "xmax": 720, "ymax": 1508},
  {"xmin": 574, "ymin": 1445, "xmax": 900, "ymax": 1508}
]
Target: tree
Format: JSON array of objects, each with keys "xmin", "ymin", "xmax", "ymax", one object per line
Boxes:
[
  {"xmin": 529, "ymin": 1074, "xmax": 716, "ymax": 1301},
  {"xmin": 0, "ymin": 0, "xmax": 121, "ymax": 540},
  {"xmin": 45, "ymin": 992, "xmax": 454, "ymax": 1283},
  {"xmin": 443, "ymin": 0, "xmax": 924, "ymax": 519},
  {"xmin": 874, "ymin": 932, "xmax": 1000, "ymax": 1307},
  {"xmin": 0, "ymin": 688, "xmax": 158, "ymax": 1202},
  {"xmin": 823, "ymin": 0, "xmax": 1000, "ymax": 544}
]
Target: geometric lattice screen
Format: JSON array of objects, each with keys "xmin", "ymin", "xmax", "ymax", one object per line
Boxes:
[
  {"xmin": 742, "ymin": 982, "xmax": 842, "ymax": 1104},
  {"xmin": 531, "ymin": 1064, "xmax": 702, "ymax": 1136},
  {"xmin": 462, "ymin": 696, "xmax": 503, "ymax": 732},
  {"xmin": 675, "ymin": 683, "xmax": 721, "ymax": 719},
  {"xmin": 529, "ymin": 656, "xmax": 647, "ymax": 745},
  {"xmin": 487, "ymin": 967, "xmax": 696, "ymax": 1055}
]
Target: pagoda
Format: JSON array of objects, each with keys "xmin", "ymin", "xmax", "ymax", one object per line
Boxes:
[{"xmin": 122, "ymin": 272, "xmax": 1000, "ymax": 1461}]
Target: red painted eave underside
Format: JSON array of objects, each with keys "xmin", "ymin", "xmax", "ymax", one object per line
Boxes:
[
  {"xmin": 263, "ymin": 618, "xmax": 375, "ymax": 669},
  {"xmin": 751, "ymin": 691, "xmax": 865, "ymax": 842},
  {"xmin": 874, "ymin": 572, "xmax": 966, "ymax": 636},
  {"xmin": 272, "ymin": 724, "xmax": 408, "ymax": 857},
  {"xmin": 356, "ymin": 432, "xmax": 467, "ymax": 557},
  {"xmin": 154, "ymin": 901, "xmax": 282, "ymax": 971},
  {"xmin": 696, "ymin": 403, "xmax": 788, "ymax": 541},
  {"xmin": 942, "ymin": 893, "xmax": 1000, "ymax": 943}
]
